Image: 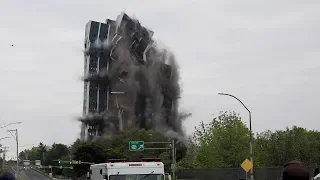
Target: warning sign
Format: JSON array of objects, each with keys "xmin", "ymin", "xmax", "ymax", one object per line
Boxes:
[{"xmin": 241, "ymin": 159, "xmax": 253, "ymax": 172}]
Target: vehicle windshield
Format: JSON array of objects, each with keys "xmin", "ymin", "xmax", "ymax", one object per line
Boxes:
[{"xmin": 109, "ymin": 174, "xmax": 164, "ymax": 180}]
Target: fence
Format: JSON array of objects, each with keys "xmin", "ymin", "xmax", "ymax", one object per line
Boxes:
[{"xmin": 177, "ymin": 167, "xmax": 316, "ymax": 180}]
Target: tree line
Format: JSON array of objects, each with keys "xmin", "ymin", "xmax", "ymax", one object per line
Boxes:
[
  {"xmin": 19, "ymin": 111, "xmax": 320, "ymax": 177},
  {"xmin": 177, "ymin": 111, "xmax": 320, "ymax": 168},
  {"xmin": 19, "ymin": 128, "xmax": 186, "ymax": 178}
]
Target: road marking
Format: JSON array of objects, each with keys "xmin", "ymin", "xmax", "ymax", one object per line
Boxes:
[{"xmin": 21, "ymin": 170, "xmax": 30, "ymax": 180}]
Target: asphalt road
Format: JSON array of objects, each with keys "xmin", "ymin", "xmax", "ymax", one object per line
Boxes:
[
  {"xmin": 24, "ymin": 168, "xmax": 51, "ymax": 180},
  {"xmin": 6, "ymin": 166, "xmax": 51, "ymax": 180}
]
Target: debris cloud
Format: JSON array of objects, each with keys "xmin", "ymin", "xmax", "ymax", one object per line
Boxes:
[{"xmin": 80, "ymin": 12, "xmax": 190, "ymax": 143}]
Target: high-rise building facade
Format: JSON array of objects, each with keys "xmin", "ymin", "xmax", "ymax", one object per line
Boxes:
[
  {"xmin": 81, "ymin": 19, "xmax": 115, "ymax": 140},
  {"xmin": 81, "ymin": 12, "xmax": 182, "ymax": 141}
]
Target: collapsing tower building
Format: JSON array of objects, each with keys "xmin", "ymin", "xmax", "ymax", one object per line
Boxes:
[{"xmin": 80, "ymin": 12, "xmax": 186, "ymax": 141}]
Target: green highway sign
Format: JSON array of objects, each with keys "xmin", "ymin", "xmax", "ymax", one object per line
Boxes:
[{"xmin": 129, "ymin": 141, "xmax": 144, "ymax": 151}]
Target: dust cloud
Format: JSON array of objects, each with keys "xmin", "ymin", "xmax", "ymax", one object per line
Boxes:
[{"xmin": 80, "ymin": 13, "xmax": 191, "ymax": 144}]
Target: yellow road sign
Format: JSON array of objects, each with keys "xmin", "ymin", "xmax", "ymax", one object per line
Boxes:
[{"xmin": 241, "ymin": 159, "xmax": 253, "ymax": 172}]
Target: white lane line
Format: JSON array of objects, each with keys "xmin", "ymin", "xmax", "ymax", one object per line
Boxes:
[{"xmin": 21, "ymin": 170, "xmax": 31, "ymax": 180}]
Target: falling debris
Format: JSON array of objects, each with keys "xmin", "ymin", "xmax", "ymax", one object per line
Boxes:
[{"xmin": 80, "ymin": 12, "xmax": 190, "ymax": 144}]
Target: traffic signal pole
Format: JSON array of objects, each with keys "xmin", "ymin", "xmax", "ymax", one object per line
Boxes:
[{"xmin": 144, "ymin": 140, "xmax": 176, "ymax": 180}]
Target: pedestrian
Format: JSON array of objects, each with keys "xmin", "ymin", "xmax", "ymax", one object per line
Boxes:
[{"xmin": 281, "ymin": 160, "xmax": 310, "ymax": 180}]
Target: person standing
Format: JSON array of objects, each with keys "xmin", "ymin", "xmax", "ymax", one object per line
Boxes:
[{"xmin": 281, "ymin": 160, "xmax": 310, "ymax": 180}]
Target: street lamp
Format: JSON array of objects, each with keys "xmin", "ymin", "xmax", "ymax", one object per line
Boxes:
[
  {"xmin": 0, "ymin": 137, "xmax": 10, "ymax": 141},
  {"xmin": 0, "ymin": 122, "xmax": 22, "ymax": 129},
  {"xmin": 218, "ymin": 92, "xmax": 254, "ymax": 180}
]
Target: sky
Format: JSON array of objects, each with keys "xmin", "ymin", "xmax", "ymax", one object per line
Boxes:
[{"xmin": 0, "ymin": 0, "xmax": 319, "ymax": 158}]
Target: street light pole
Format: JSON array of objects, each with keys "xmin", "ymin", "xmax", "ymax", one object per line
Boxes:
[
  {"xmin": 218, "ymin": 93, "xmax": 254, "ymax": 180},
  {"xmin": 1, "ymin": 146, "xmax": 9, "ymax": 169},
  {"xmin": 8, "ymin": 129, "xmax": 18, "ymax": 177},
  {"xmin": 143, "ymin": 141, "xmax": 176, "ymax": 180},
  {"xmin": 0, "ymin": 136, "xmax": 10, "ymax": 169},
  {"xmin": 0, "ymin": 137, "xmax": 10, "ymax": 141},
  {"xmin": 0, "ymin": 122, "xmax": 22, "ymax": 129}
]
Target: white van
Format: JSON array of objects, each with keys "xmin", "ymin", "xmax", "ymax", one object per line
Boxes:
[{"xmin": 88, "ymin": 158, "xmax": 165, "ymax": 180}]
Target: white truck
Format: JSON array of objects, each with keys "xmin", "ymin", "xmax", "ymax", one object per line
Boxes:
[{"xmin": 88, "ymin": 158, "xmax": 167, "ymax": 180}]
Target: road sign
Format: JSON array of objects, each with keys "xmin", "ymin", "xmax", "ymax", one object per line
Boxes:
[
  {"xmin": 49, "ymin": 165, "xmax": 52, "ymax": 169},
  {"xmin": 70, "ymin": 166, "xmax": 73, "ymax": 169},
  {"xmin": 71, "ymin": 160, "xmax": 79, "ymax": 164},
  {"xmin": 129, "ymin": 141, "xmax": 144, "ymax": 151},
  {"xmin": 35, "ymin": 160, "xmax": 41, "ymax": 166},
  {"xmin": 23, "ymin": 160, "xmax": 30, "ymax": 166},
  {"xmin": 59, "ymin": 166, "xmax": 62, "ymax": 169},
  {"xmin": 241, "ymin": 159, "xmax": 253, "ymax": 172}
]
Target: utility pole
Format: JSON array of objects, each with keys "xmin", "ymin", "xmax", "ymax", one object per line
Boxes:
[
  {"xmin": 8, "ymin": 129, "xmax": 18, "ymax": 178},
  {"xmin": 2, "ymin": 147, "xmax": 8, "ymax": 169},
  {"xmin": 171, "ymin": 139, "xmax": 176, "ymax": 180}
]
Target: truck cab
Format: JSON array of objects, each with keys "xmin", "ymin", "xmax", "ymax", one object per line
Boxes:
[{"xmin": 89, "ymin": 158, "xmax": 165, "ymax": 180}]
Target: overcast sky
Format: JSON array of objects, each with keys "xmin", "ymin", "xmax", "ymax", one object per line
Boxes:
[{"xmin": 0, "ymin": 0, "xmax": 319, "ymax": 158}]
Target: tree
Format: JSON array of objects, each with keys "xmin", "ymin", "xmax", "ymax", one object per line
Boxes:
[
  {"xmin": 38, "ymin": 142, "xmax": 47, "ymax": 163},
  {"xmin": 43, "ymin": 143, "xmax": 70, "ymax": 175},
  {"xmin": 180, "ymin": 111, "xmax": 250, "ymax": 168},
  {"xmin": 176, "ymin": 137, "xmax": 197, "ymax": 168},
  {"xmin": 254, "ymin": 126, "xmax": 320, "ymax": 166},
  {"xmin": 72, "ymin": 141, "xmax": 110, "ymax": 177},
  {"xmin": 105, "ymin": 128, "xmax": 186, "ymax": 168},
  {"xmin": 71, "ymin": 128, "xmax": 186, "ymax": 176}
]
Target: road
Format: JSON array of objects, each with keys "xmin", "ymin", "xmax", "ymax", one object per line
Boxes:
[{"xmin": 7, "ymin": 166, "xmax": 51, "ymax": 180}]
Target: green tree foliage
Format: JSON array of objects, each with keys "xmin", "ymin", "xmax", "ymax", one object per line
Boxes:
[
  {"xmin": 69, "ymin": 128, "xmax": 185, "ymax": 177},
  {"xmin": 255, "ymin": 126, "xmax": 320, "ymax": 166},
  {"xmin": 187, "ymin": 111, "xmax": 250, "ymax": 168},
  {"xmin": 176, "ymin": 138, "xmax": 197, "ymax": 168},
  {"xmin": 23, "ymin": 112, "xmax": 320, "ymax": 175},
  {"xmin": 178, "ymin": 111, "xmax": 320, "ymax": 168},
  {"xmin": 43, "ymin": 143, "xmax": 70, "ymax": 175},
  {"xmin": 97, "ymin": 128, "xmax": 186, "ymax": 172},
  {"xmin": 19, "ymin": 142, "xmax": 47, "ymax": 162},
  {"xmin": 20, "ymin": 129, "xmax": 185, "ymax": 177},
  {"xmin": 19, "ymin": 146, "xmax": 41, "ymax": 161},
  {"xmin": 72, "ymin": 141, "xmax": 110, "ymax": 177}
]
